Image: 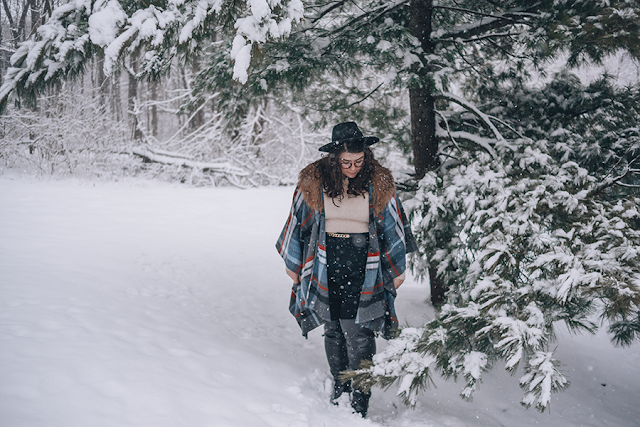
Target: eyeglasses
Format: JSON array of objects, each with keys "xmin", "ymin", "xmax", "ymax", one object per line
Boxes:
[{"xmin": 339, "ymin": 157, "xmax": 365, "ymax": 169}]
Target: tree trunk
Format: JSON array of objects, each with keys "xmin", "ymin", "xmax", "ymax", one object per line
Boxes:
[
  {"xmin": 190, "ymin": 59, "xmax": 204, "ymax": 130},
  {"xmin": 409, "ymin": 0, "xmax": 445, "ymax": 305},
  {"xmin": 428, "ymin": 266, "xmax": 446, "ymax": 306},
  {"xmin": 150, "ymin": 80, "xmax": 158, "ymax": 137},
  {"xmin": 112, "ymin": 68, "xmax": 122, "ymax": 122},
  {"xmin": 31, "ymin": 0, "xmax": 39, "ymax": 34},
  {"xmin": 409, "ymin": 85, "xmax": 438, "ymax": 179},
  {"xmin": 127, "ymin": 51, "xmax": 142, "ymax": 140},
  {"xmin": 96, "ymin": 56, "xmax": 110, "ymax": 111},
  {"xmin": 17, "ymin": 0, "xmax": 33, "ymax": 42},
  {"xmin": 0, "ymin": 4, "xmax": 4, "ymax": 86},
  {"xmin": 2, "ymin": 0, "xmax": 19, "ymax": 46},
  {"xmin": 408, "ymin": 0, "xmax": 439, "ymax": 180},
  {"xmin": 41, "ymin": 0, "xmax": 51, "ymax": 24}
]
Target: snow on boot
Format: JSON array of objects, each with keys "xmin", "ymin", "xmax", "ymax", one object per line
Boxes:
[
  {"xmin": 351, "ymin": 389, "xmax": 371, "ymax": 417},
  {"xmin": 331, "ymin": 380, "xmax": 352, "ymax": 405}
]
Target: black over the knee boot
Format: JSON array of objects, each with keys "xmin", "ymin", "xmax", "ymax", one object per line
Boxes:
[
  {"xmin": 351, "ymin": 389, "xmax": 371, "ymax": 417},
  {"xmin": 340, "ymin": 319, "xmax": 376, "ymax": 417},
  {"xmin": 324, "ymin": 320, "xmax": 351, "ymax": 403}
]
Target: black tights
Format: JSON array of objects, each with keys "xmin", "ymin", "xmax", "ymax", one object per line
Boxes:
[{"xmin": 324, "ymin": 318, "xmax": 376, "ymax": 382}]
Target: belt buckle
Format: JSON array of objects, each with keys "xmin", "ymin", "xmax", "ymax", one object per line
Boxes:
[{"xmin": 328, "ymin": 232, "xmax": 350, "ymax": 238}]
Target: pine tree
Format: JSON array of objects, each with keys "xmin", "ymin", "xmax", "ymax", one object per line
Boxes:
[{"xmin": 345, "ymin": 72, "xmax": 640, "ymax": 411}]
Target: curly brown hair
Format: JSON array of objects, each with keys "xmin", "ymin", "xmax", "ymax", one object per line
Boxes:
[{"xmin": 318, "ymin": 142, "xmax": 376, "ymax": 202}]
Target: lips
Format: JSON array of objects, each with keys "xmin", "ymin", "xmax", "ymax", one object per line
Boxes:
[{"xmin": 344, "ymin": 168, "xmax": 361, "ymax": 178}]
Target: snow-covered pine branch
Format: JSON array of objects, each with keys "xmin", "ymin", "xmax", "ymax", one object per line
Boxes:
[
  {"xmin": 519, "ymin": 351, "xmax": 569, "ymax": 412},
  {"xmin": 0, "ymin": 0, "xmax": 93, "ymax": 111},
  {"xmin": 0, "ymin": 0, "xmax": 304, "ymax": 111},
  {"xmin": 343, "ymin": 327, "xmax": 437, "ymax": 407}
]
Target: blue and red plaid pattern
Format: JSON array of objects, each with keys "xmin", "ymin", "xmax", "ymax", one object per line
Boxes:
[{"xmin": 276, "ymin": 184, "xmax": 417, "ymax": 338}]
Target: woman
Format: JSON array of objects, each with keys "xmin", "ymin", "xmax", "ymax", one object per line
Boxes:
[{"xmin": 276, "ymin": 122, "xmax": 417, "ymax": 417}]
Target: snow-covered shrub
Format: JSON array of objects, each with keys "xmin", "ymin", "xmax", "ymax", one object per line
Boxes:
[
  {"xmin": 135, "ymin": 102, "xmax": 325, "ymax": 186},
  {"xmin": 0, "ymin": 84, "xmax": 323, "ymax": 185},
  {"xmin": 0, "ymin": 85, "xmax": 132, "ymax": 179}
]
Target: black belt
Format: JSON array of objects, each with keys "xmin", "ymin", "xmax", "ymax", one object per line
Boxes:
[{"xmin": 327, "ymin": 232, "xmax": 367, "ymax": 238}]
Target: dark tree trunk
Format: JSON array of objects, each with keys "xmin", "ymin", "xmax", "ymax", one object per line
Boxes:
[
  {"xmin": 112, "ymin": 68, "xmax": 122, "ymax": 122},
  {"xmin": 2, "ymin": 0, "xmax": 19, "ymax": 46},
  {"xmin": 0, "ymin": 4, "xmax": 4, "ymax": 86},
  {"xmin": 408, "ymin": 0, "xmax": 439, "ymax": 180},
  {"xmin": 42, "ymin": 0, "xmax": 51, "ymax": 23},
  {"xmin": 150, "ymin": 80, "xmax": 158, "ymax": 137},
  {"xmin": 409, "ymin": 85, "xmax": 438, "ymax": 179},
  {"xmin": 190, "ymin": 59, "xmax": 204, "ymax": 130},
  {"xmin": 127, "ymin": 51, "xmax": 142, "ymax": 140},
  {"xmin": 409, "ymin": 0, "xmax": 445, "ymax": 305},
  {"xmin": 31, "ymin": 0, "xmax": 39, "ymax": 34},
  {"xmin": 17, "ymin": 0, "xmax": 33, "ymax": 42},
  {"xmin": 428, "ymin": 266, "xmax": 446, "ymax": 306},
  {"xmin": 96, "ymin": 56, "xmax": 110, "ymax": 110}
]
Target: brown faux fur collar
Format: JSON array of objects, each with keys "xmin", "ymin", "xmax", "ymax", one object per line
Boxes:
[{"xmin": 298, "ymin": 158, "xmax": 395, "ymax": 215}]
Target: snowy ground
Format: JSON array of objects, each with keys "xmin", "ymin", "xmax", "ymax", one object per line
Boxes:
[{"xmin": 1, "ymin": 175, "xmax": 639, "ymax": 427}]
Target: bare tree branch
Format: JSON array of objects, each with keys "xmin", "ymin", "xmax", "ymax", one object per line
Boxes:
[
  {"xmin": 316, "ymin": 0, "xmax": 409, "ymax": 38},
  {"xmin": 589, "ymin": 156, "xmax": 640, "ymax": 196},
  {"xmin": 433, "ymin": 3, "xmax": 542, "ymax": 42},
  {"xmin": 305, "ymin": 0, "xmax": 350, "ymax": 25},
  {"xmin": 433, "ymin": 4, "xmax": 521, "ymax": 23}
]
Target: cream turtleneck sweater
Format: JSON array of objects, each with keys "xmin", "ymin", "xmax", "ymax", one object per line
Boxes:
[{"xmin": 324, "ymin": 181, "xmax": 369, "ymax": 233}]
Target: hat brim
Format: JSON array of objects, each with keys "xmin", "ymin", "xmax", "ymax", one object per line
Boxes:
[{"xmin": 318, "ymin": 136, "xmax": 379, "ymax": 152}]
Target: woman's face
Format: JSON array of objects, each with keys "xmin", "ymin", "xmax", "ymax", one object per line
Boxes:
[{"xmin": 338, "ymin": 151, "xmax": 365, "ymax": 179}]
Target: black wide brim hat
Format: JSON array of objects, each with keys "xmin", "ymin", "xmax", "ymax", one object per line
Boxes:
[{"xmin": 319, "ymin": 121, "xmax": 379, "ymax": 152}]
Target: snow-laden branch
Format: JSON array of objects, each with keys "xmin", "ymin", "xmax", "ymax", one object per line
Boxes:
[
  {"xmin": 231, "ymin": 0, "xmax": 304, "ymax": 83},
  {"xmin": 436, "ymin": 92, "xmax": 505, "ymax": 142},
  {"xmin": 0, "ymin": 0, "xmax": 305, "ymax": 110},
  {"xmin": 344, "ymin": 327, "xmax": 436, "ymax": 407},
  {"xmin": 434, "ymin": 92, "xmax": 508, "ymax": 159},
  {"xmin": 435, "ymin": 109, "xmax": 463, "ymax": 154},
  {"xmin": 436, "ymin": 128, "xmax": 499, "ymax": 158},
  {"xmin": 131, "ymin": 147, "xmax": 250, "ymax": 176},
  {"xmin": 520, "ymin": 351, "xmax": 569, "ymax": 412},
  {"xmin": 162, "ymin": 94, "xmax": 219, "ymax": 145},
  {"xmin": 0, "ymin": 0, "xmax": 92, "ymax": 111},
  {"xmin": 437, "ymin": 31, "xmax": 523, "ymax": 44}
]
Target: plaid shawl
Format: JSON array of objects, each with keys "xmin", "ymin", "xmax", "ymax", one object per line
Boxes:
[{"xmin": 276, "ymin": 184, "xmax": 417, "ymax": 338}]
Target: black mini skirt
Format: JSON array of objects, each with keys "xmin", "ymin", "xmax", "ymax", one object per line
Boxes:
[{"xmin": 326, "ymin": 233, "xmax": 369, "ymax": 320}]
